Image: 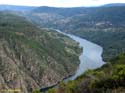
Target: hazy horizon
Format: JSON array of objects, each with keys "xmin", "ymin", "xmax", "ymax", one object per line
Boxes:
[{"xmin": 0, "ymin": 0, "xmax": 125, "ymax": 7}]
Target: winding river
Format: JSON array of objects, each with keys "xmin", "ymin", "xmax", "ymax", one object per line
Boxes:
[
  {"xmin": 40, "ymin": 29, "xmax": 105, "ymax": 92},
  {"xmin": 56, "ymin": 30, "xmax": 105, "ymax": 80}
]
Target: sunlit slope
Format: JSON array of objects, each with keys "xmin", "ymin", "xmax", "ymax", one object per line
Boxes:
[{"xmin": 0, "ymin": 12, "xmax": 81, "ymax": 93}]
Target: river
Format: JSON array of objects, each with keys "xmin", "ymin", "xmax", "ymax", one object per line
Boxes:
[
  {"xmin": 56, "ymin": 30, "xmax": 105, "ymax": 80},
  {"xmin": 40, "ymin": 29, "xmax": 105, "ymax": 92}
]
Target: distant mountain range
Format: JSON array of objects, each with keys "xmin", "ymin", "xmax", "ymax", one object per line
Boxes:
[
  {"xmin": 102, "ymin": 3, "xmax": 125, "ymax": 7},
  {"xmin": 0, "ymin": 4, "xmax": 36, "ymax": 11},
  {"xmin": 0, "ymin": 3, "xmax": 125, "ymax": 11}
]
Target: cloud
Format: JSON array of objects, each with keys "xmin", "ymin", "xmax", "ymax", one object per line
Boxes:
[{"xmin": 0, "ymin": 0, "xmax": 125, "ymax": 7}]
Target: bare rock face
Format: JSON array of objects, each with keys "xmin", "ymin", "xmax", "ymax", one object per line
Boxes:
[
  {"xmin": 0, "ymin": 12, "xmax": 81, "ymax": 93},
  {"xmin": 0, "ymin": 42, "xmax": 39, "ymax": 93}
]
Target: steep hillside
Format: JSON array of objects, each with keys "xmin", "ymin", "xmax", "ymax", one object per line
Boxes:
[
  {"xmin": 27, "ymin": 5, "xmax": 125, "ymax": 61},
  {"xmin": 48, "ymin": 53, "xmax": 125, "ymax": 93},
  {"xmin": 0, "ymin": 12, "xmax": 81, "ymax": 93}
]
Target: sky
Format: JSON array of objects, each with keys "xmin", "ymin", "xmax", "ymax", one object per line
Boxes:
[{"xmin": 0, "ymin": 0, "xmax": 125, "ymax": 7}]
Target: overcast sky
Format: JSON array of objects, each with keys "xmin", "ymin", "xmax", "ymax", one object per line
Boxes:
[{"xmin": 0, "ymin": 0, "xmax": 125, "ymax": 7}]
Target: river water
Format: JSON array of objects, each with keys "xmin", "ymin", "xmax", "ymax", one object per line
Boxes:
[
  {"xmin": 56, "ymin": 30, "xmax": 105, "ymax": 80},
  {"xmin": 40, "ymin": 29, "xmax": 105, "ymax": 92}
]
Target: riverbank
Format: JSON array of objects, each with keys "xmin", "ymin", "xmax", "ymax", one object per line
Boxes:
[{"xmin": 40, "ymin": 29, "xmax": 105, "ymax": 92}]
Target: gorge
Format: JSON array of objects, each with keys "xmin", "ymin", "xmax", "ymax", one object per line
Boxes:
[
  {"xmin": 0, "ymin": 4, "xmax": 125, "ymax": 93},
  {"xmin": 40, "ymin": 29, "xmax": 105, "ymax": 92}
]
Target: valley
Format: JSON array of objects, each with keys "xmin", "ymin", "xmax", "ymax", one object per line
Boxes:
[
  {"xmin": 27, "ymin": 5, "xmax": 125, "ymax": 61},
  {"xmin": 0, "ymin": 3, "xmax": 125, "ymax": 93}
]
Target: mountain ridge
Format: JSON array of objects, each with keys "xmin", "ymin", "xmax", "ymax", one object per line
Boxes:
[{"xmin": 0, "ymin": 4, "xmax": 36, "ymax": 11}]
